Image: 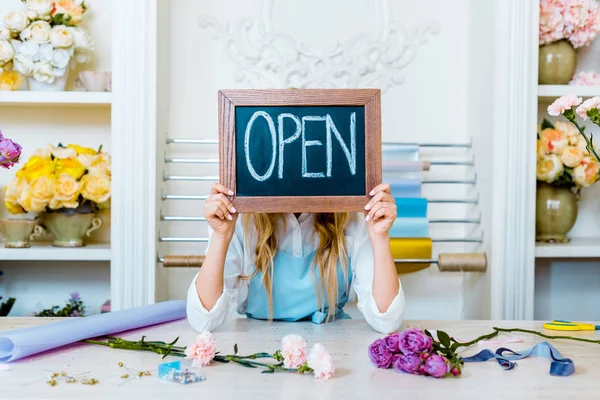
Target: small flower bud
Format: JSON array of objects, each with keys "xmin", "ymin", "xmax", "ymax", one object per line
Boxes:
[
  {"xmin": 451, "ymin": 366, "xmax": 461, "ymax": 376},
  {"xmin": 419, "ymin": 352, "xmax": 430, "ymax": 361},
  {"xmin": 418, "ymin": 365, "xmax": 427, "ymax": 375}
]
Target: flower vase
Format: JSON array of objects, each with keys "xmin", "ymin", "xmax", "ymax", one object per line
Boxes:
[
  {"xmin": 535, "ymin": 182, "xmax": 579, "ymax": 243},
  {"xmin": 40, "ymin": 210, "xmax": 102, "ymax": 247},
  {"xmin": 538, "ymin": 40, "xmax": 578, "ymax": 85},
  {"xmin": 28, "ymin": 69, "xmax": 69, "ymax": 92}
]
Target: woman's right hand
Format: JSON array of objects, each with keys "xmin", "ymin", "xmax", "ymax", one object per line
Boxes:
[{"xmin": 204, "ymin": 183, "xmax": 238, "ymax": 237}]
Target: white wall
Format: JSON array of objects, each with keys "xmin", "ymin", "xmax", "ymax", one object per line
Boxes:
[
  {"xmin": 157, "ymin": 0, "xmax": 494, "ymax": 319},
  {"xmin": 0, "ymin": 0, "xmax": 112, "ymax": 316}
]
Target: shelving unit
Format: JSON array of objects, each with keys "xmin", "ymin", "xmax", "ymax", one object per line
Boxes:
[
  {"xmin": 0, "ymin": 243, "xmax": 111, "ymax": 261},
  {"xmin": 538, "ymin": 85, "xmax": 600, "ymax": 99},
  {"xmin": 535, "ymin": 238, "xmax": 600, "ymax": 258},
  {"xmin": 0, "ymin": 91, "xmax": 111, "ymax": 107}
]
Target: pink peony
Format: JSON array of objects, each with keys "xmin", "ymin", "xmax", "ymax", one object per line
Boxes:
[
  {"xmin": 307, "ymin": 343, "xmax": 335, "ymax": 381},
  {"xmin": 281, "ymin": 334, "xmax": 307, "ymax": 368},
  {"xmin": 398, "ymin": 328, "xmax": 433, "ymax": 355},
  {"xmin": 540, "ymin": 0, "xmax": 568, "ymax": 45},
  {"xmin": 184, "ymin": 331, "xmax": 217, "ymax": 367},
  {"xmin": 575, "ymin": 96, "xmax": 600, "ymax": 118},
  {"xmin": 423, "ymin": 355, "xmax": 450, "ymax": 378},
  {"xmin": 547, "ymin": 94, "xmax": 583, "ymax": 115},
  {"xmin": 539, "ymin": 0, "xmax": 600, "ymax": 48},
  {"xmin": 0, "ymin": 130, "xmax": 22, "ymax": 169},
  {"xmin": 570, "ymin": 71, "xmax": 600, "ymax": 85}
]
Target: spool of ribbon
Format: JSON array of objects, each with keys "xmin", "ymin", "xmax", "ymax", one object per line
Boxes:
[
  {"xmin": 383, "ymin": 143, "xmax": 422, "ymax": 198},
  {"xmin": 382, "ymin": 143, "xmax": 419, "ymax": 161},
  {"xmin": 386, "ymin": 179, "xmax": 421, "ymax": 198},
  {"xmin": 395, "ymin": 198, "xmax": 428, "ymax": 218},
  {"xmin": 390, "ymin": 238, "xmax": 433, "ymax": 274},
  {"xmin": 462, "ymin": 341, "xmax": 575, "ymax": 376},
  {"xmin": 389, "ymin": 218, "xmax": 429, "ymax": 238}
]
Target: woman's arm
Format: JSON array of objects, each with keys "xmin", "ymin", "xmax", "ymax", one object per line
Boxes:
[{"xmin": 364, "ymin": 183, "xmax": 400, "ymax": 312}]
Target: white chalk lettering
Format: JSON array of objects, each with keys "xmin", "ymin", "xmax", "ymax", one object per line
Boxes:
[
  {"xmin": 277, "ymin": 113, "xmax": 301, "ymax": 179},
  {"xmin": 326, "ymin": 112, "xmax": 356, "ymax": 175},
  {"xmin": 301, "ymin": 116, "xmax": 327, "ymax": 178},
  {"xmin": 244, "ymin": 111, "xmax": 277, "ymax": 181}
]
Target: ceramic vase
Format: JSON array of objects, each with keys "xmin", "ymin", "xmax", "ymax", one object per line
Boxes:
[
  {"xmin": 535, "ymin": 182, "xmax": 578, "ymax": 243},
  {"xmin": 538, "ymin": 40, "xmax": 578, "ymax": 85},
  {"xmin": 28, "ymin": 69, "xmax": 69, "ymax": 92},
  {"xmin": 0, "ymin": 218, "xmax": 44, "ymax": 248},
  {"xmin": 40, "ymin": 211, "xmax": 102, "ymax": 247}
]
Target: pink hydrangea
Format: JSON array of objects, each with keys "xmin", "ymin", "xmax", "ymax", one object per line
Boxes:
[
  {"xmin": 539, "ymin": 0, "xmax": 600, "ymax": 48},
  {"xmin": 307, "ymin": 343, "xmax": 335, "ymax": 381},
  {"xmin": 570, "ymin": 71, "xmax": 600, "ymax": 85},
  {"xmin": 184, "ymin": 331, "xmax": 217, "ymax": 367},
  {"xmin": 547, "ymin": 94, "xmax": 583, "ymax": 115},
  {"xmin": 280, "ymin": 334, "xmax": 307, "ymax": 368},
  {"xmin": 575, "ymin": 96, "xmax": 600, "ymax": 118}
]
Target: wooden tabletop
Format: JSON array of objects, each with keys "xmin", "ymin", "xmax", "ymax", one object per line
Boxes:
[{"xmin": 0, "ymin": 315, "xmax": 599, "ymax": 400}]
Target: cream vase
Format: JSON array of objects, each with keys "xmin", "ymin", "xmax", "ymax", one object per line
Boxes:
[
  {"xmin": 28, "ymin": 69, "xmax": 69, "ymax": 92},
  {"xmin": 40, "ymin": 212, "xmax": 102, "ymax": 247},
  {"xmin": 0, "ymin": 219, "xmax": 44, "ymax": 248}
]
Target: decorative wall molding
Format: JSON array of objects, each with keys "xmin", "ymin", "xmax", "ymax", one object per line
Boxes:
[
  {"xmin": 111, "ymin": 0, "xmax": 158, "ymax": 310},
  {"xmin": 199, "ymin": 0, "xmax": 439, "ymax": 91},
  {"xmin": 490, "ymin": 0, "xmax": 539, "ymax": 319}
]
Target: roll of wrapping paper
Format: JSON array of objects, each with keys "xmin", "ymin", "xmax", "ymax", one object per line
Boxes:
[
  {"xmin": 0, "ymin": 300, "xmax": 187, "ymax": 362},
  {"xmin": 390, "ymin": 238, "xmax": 433, "ymax": 274},
  {"xmin": 382, "ymin": 160, "xmax": 425, "ymax": 172},
  {"xmin": 394, "ymin": 198, "xmax": 428, "ymax": 218},
  {"xmin": 382, "ymin": 143, "xmax": 419, "ymax": 161},
  {"xmin": 389, "ymin": 218, "xmax": 429, "ymax": 238},
  {"xmin": 387, "ymin": 178, "xmax": 421, "ymax": 198}
]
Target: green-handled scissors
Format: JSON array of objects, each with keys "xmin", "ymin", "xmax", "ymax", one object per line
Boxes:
[{"xmin": 543, "ymin": 320, "xmax": 600, "ymax": 331}]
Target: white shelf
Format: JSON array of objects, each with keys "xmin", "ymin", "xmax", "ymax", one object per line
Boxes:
[
  {"xmin": 538, "ymin": 85, "xmax": 600, "ymax": 100},
  {"xmin": 535, "ymin": 237, "xmax": 600, "ymax": 258},
  {"xmin": 0, "ymin": 242, "xmax": 111, "ymax": 261},
  {"xmin": 0, "ymin": 91, "xmax": 111, "ymax": 107}
]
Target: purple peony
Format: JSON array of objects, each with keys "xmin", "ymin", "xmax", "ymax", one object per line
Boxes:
[
  {"xmin": 424, "ymin": 355, "xmax": 450, "ymax": 378},
  {"xmin": 368, "ymin": 338, "xmax": 393, "ymax": 368},
  {"xmin": 0, "ymin": 135, "xmax": 22, "ymax": 169},
  {"xmin": 384, "ymin": 332, "xmax": 401, "ymax": 353},
  {"xmin": 398, "ymin": 328, "xmax": 433, "ymax": 355},
  {"xmin": 393, "ymin": 353, "xmax": 422, "ymax": 374},
  {"xmin": 70, "ymin": 292, "xmax": 80, "ymax": 301}
]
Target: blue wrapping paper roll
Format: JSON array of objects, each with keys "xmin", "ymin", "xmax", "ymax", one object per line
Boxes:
[
  {"xmin": 0, "ymin": 300, "xmax": 187, "ymax": 363},
  {"xmin": 382, "ymin": 160, "xmax": 424, "ymax": 172},
  {"xmin": 382, "ymin": 143, "xmax": 419, "ymax": 161},
  {"xmin": 394, "ymin": 198, "xmax": 428, "ymax": 218},
  {"xmin": 388, "ymin": 179, "xmax": 421, "ymax": 198},
  {"xmin": 389, "ymin": 218, "xmax": 429, "ymax": 238}
]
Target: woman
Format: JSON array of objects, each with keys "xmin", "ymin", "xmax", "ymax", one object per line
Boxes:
[{"xmin": 186, "ymin": 182, "xmax": 405, "ymax": 334}]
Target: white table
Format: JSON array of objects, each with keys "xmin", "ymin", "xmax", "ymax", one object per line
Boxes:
[{"xmin": 0, "ymin": 314, "xmax": 599, "ymax": 400}]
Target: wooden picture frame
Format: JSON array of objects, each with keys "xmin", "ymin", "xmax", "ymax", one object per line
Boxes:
[{"xmin": 218, "ymin": 89, "xmax": 382, "ymax": 213}]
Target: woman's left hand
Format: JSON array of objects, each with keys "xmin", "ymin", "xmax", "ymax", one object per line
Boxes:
[{"xmin": 364, "ymin": 183, "xmax": 397, "ymax": 237}]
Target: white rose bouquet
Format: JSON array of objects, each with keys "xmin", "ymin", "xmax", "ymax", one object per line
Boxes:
[{"xmin": 0, "ymin": 0, "xmax": 93, "ymax": 87}]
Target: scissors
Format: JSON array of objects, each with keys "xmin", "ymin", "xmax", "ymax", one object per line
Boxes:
[{"xmin": 543, "ymin": 320, "xmax": 600, "ymax": 331}]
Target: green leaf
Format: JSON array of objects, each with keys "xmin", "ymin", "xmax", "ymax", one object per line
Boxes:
[
  {"xmin": 541, "ymin": 118, "xmax": 555, "ymax": 130},
  {"xmin": 424, "ymin": 329, "xmax": 434, "ymax": 338},
  {"xmin": 261, "ymin": 369, "xmax": 275, "ymax": 374},
  {"xmin": 237, "ymin": 361, "xmax": 257, "ymax": 368},
  {"xmin": 437, "ymin": 331, "xmax": 451, "ymax": 348},
  {"xmin": 168, "ymin": 337, "xmax": 179, "ymax": 346},
  {"xmin": 97, "ymin": 144, "xmax": 103, "ymax": 153},
  {"xmin": 234, "ymin": 344, "xmax": 238, "ymax": 355},
  {"xmin": 450, "ymin": 343, "xmax": 460, "ymax": 352}
]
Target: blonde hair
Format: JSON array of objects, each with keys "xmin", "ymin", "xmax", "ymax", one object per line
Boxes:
[{"xmin": 243, "ymin": 213, "xmax": 350, "ymax": 322}]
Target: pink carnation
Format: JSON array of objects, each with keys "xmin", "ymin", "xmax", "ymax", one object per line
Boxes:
[
  {"xmin": 307, "ymin": 343, "xmax": 334, "ymax": 381},
  {"xmin": 281, "ymin": 334, "xmax": 307, "ymax": 368},
  {"xmin": 548, "ymin": 94, "xmax": 583, "ymax": 115},
  {"xmin": 540, "ymin": 0, "xmax": 568, "ymax": 45},
  {"xmin": 575, "ymin": 96, "xmax": 600, "ymax": 118},
  {"xmin": 570, "ymin": 71, "xmax": 600, "ymax": 85},
  {"xmin": 539, "ymin": 0, "xmax": 600, "ymax": 48},
  {"xmin": 184, "ymin": 331, "xmax": 217, "ymax": 367}
]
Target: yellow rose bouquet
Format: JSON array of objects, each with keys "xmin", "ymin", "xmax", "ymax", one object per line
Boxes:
[
  {"xmin": 536, "ymin": 119, "xmax": 599, "ymax": 189},
  {"xmin": 4, "ymin": 143, "xmax": 111, "ymax": 215}
]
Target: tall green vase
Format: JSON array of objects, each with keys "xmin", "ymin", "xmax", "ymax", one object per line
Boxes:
[
  {"xmin": 535, "ymin": 182, "xmax": 579, "ymax": 243},
  {"xmin": 539, "ymin": 40, "xmax": 578, "ymax": 85}
]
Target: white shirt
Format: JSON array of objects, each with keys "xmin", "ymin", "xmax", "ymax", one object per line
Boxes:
[{"xmin": 186, "ymin": 212, "xmax": 405, "ymax": 334}]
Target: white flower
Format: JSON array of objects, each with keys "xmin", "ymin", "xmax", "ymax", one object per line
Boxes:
[
  {"xmin": 50, "ymin": 26, "xmax": 74, "ymax": 48},
  {"xmin": 32, "ymin": 61, "xmax": 54, "ymax": 83},
  {"xmin": 31, "ymin": 144, "xmax": 56, "ymax": 159},
  {"xmin": 38, "ymin": 43, "xmax": 53, "ymax": 63},
  {"xmin": 69, "ymin": 27, "xmax": 91, "ymax": 50},
  {"xmin": 536, "ymin": 154, "xmax": 564, "ymax": 183},
  {"xmin": 4, "ymin": 11, "xmax": 29, "ymax": 33},
  {"xmin": 50, "ymin": 48, "xmax": 70, "ymax": 69},
  {"xmin": 52, "ymin": 147, "xmax": 77, "ymax": 159},
  {"xmin": 13, "ymin": 53, "xmax": 34, "ymax": 75},
  {"xmin": 25, "ymin": 0, "xmax": 54, "ymax": 19},
  {"xmin": 19, "ymin": 40, "xmax": 40, "ymax": 61},
  {"xmin": 0, "ymin": 29, "xmax": 12, "ymax": 40},
  {"xmin": 10, "ymin": 40, "xmax": 22, "ymax": 53},
  {"xmin": 560, "ymin": 147, "xmax": 584, "ymax": 168},
  {"xmin": 0, "ymin": 40, "xmax": 15, "ymax": 63},
  {"xmin": 20, "ymin": 20, "xmax": 51, "ymax": 44}
]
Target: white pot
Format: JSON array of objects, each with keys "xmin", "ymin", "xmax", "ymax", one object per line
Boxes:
[{"xmin": 28, "ymin": 70, "xmax": 69, "ymax": 92}]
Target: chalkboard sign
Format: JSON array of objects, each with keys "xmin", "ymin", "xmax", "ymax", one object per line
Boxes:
[{"xmin": 219, "ymin": 89, "xmax": 382, "ymax": 212}]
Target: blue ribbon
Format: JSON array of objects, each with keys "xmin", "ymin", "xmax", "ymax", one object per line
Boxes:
[
  {"xmin": 462, "ymin": 341, "xmax": 575, "ymax": 376},
  {"xmin": 389, "ymin": 218, "xmax": 429, "ymax": 238},
  {"xmin": 394, "ymin": 198, "xmax": 428, "ymax": 218}
]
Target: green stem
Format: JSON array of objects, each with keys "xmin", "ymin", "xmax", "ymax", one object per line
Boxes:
[
  {"xmin": 492, "ymin": 327, "xmax": 600, "ymax": 345},
  {"xmin": 565, "ymin": 109, "xmax": 600, "ymax": 164},
  {"xmin": 454, "ymin": 330, "xmax": 500, "ymax": 348}
]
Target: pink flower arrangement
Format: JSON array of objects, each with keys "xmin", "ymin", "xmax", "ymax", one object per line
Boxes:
[
  {"xmin": 540, "ymin": 0, "xmax": 600, "ymax": 48},
  {"xmin": 570, "ymin": 71, "xmax": 600, "ymax": 85},
  {"xmin": 0, "ymin": 130, "xmax": 21, "ymax": 169},
  {"xmin": 369, "ymin": 328, "xmax": 461, "ymax": 378},
  {"xmin": 184, "ymin": 331, "xmax": 217, "ymax": 367}
]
